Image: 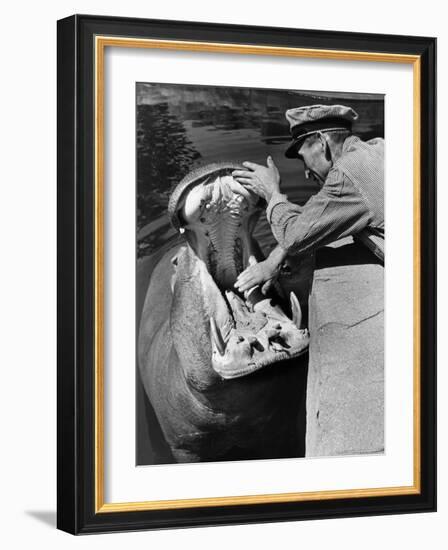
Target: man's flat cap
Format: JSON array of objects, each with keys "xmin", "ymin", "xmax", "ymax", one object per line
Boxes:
[{"xmin": 284, "ymin": 104, "xmax": 359, "ymax": 158}]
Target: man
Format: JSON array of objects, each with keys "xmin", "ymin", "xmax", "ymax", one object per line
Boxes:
[{"xmin": 232, "ymin": 104, "xmax": 384, "ymax": 294}]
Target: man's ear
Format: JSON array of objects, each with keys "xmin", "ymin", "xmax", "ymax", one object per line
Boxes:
[
  {"xmin": 318, "ymin": 132, "xmax": 332, "ymax": 162},
  {"xmin": 317, "ymin": 132, "xmax": 327, "ymax": 150}
]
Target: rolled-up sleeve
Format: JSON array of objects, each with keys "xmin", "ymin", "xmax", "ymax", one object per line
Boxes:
[{"xmin": 266, "ymin": 168, "xmax": 372, "ymax": 255}]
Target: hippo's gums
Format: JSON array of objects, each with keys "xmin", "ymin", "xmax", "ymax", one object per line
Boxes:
[{"xmin": 138, "ymin": 162, "xmax": 310, "ymax": 463}]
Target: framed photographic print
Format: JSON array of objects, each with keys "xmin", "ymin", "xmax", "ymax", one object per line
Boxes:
[{"xmin": 57, "ymin": 14, "xmax": 436, "ymax": 534}]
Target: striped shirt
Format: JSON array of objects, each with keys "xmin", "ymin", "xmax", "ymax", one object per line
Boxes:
[{"xmin": 266, "ymin": 135, "xmax": 385, "ymax": 262}]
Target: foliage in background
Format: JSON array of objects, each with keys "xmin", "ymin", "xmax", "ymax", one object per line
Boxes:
[{"xmin": 137, "ymin": 102, "xmax": 201, "ymax": 231}]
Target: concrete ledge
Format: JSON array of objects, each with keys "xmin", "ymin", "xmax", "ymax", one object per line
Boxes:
[{"xmin": 305, "ymin": 238, "xmax": 384, "ymax": 457}]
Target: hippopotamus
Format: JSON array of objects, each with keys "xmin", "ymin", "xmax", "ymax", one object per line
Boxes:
[{"xmin": 138, "ymin": 162, "xmax": 310, "ymax": 463}]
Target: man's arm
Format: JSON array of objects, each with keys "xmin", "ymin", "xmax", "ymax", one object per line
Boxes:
[
  {"xmin": 267, "ymin": 169, "xmax": 372, "ymax": 255},
  {"xmin": 232, "ymin": 158, "xmax": 372, "ymax": 290}
]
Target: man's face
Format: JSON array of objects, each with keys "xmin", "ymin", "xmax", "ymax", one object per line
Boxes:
[{"xmin": 297, "ymin": 134, "xmax": 332, "ymax": 184}]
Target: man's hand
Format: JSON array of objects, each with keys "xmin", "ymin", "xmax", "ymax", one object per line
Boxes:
[
  {"xmin": 232, "ymin": 156, "xmax": 281, "ymax": 203},
  {"xmin": 234, "ymin": 257, "xmax": 280, "ymax": 295},
  {"xmin": 234, "ymin": 246, "xmax": 288, "ymax": 294}
]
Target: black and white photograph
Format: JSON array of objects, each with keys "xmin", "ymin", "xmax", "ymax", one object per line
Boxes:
[{"xmin": 136, "ymin": 83, "xmax": 385, "ymax": 466}]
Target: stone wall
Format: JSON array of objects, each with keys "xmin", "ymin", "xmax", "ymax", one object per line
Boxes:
[{"xmin": 305, "ymin": 238, "xmax": 384, "ymax": 457}]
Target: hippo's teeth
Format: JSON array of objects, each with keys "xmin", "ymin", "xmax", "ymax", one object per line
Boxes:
[
  {"xmin": 210, "ymin": 317, "xmax": 226, "ymax": 356},
  {"xmin": 290, "ymin": 291, "xmax": 302, "ymax": 329},
  {"xmin": 270, "ymin": 341, "xmax": 284, "ymax": 352}
]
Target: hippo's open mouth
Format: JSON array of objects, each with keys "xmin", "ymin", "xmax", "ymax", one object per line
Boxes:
[
  {"xmin": 208, "ymin": 287, "xmax": 309, "ymax": 379},
  {"xmin": 169, "ymin": 163, "xmax": 310, "ymax": 380}
]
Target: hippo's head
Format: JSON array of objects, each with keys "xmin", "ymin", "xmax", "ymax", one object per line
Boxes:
[{"xmin": 168, "ymin": 162, "xmax": 309, "ymax": 381}]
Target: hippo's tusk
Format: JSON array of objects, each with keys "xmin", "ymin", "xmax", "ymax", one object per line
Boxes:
[
  {"xmin": 290, "ymin": 292, "xmax": 302, "ymax": 329},
  {"xmin": 210, "ymin": 317, "xmax": 226, "ymax": 356}
]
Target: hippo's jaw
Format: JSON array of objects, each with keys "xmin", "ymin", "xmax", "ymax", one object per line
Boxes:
[
  {"xmin": 172, "ymin": 169, "xmax": 309, "ymax": 380},
  {"xmin": 210, "ymin": 289, "xmax": 309, "ymax": 380},
  {"xmin": 179, "ymin": 174, "xmax": 261, "ymax": 290}
]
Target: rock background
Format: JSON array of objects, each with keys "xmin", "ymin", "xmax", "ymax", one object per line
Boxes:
[{"xmin": 305, "ymin": 238, "xmax": 384, "ymax": 456}]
